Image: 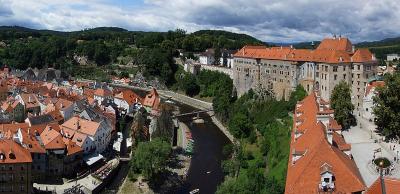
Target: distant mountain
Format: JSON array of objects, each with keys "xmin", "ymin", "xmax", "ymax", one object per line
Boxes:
[{"xmin": 356, "ymin": 37, "xmax": 400, "ymax": 48}]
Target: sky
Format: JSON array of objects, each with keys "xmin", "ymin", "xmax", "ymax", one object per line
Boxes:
[{"xmin": 0, "ymin": 0, "xmax": 399, "ymax": 43}]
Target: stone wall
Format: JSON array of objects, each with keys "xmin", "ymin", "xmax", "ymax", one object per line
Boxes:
[{"xmin": 200, "ymin": 64, "xmax": 234, "ymax": 79}]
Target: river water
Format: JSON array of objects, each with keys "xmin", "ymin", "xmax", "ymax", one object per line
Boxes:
[
  {"xmin": 103, "ymin": 88, "xmax": 230, "ymax": 194},
  {"xmin": 172, "ymin": 102, "xmax": 230, "ymax": 194}
]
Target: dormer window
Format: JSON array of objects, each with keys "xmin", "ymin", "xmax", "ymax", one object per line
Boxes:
[
  {"xmin": 294, "ymin": 130, "xmax": 303, "ymax": 140},
  {"xmin": 292, "ymin": 149, "xmax": 306, "ymax": 164},
  {"xmin": 0, "ymin": 153, "xmax": 5, "ymax": 160},
  {"xmin": 319, "ymin": 163, "xmax": 335, "ymax": 192}
]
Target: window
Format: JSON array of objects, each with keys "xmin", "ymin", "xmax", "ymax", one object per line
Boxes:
[
  {"xmin": 358, "ymin": 81, "xmax": 360, "ymax": 85},
  {"xmin": 266, "ymin": 70, "xmax": 270, "ymax": 74},
  {"xmin": 325, "ymin": 74, "xmax": 327, "ymax": 80},
  {"xmin": 333, "ymin": 66, "xmax": 338, "ymax": 72},
  {"xmin": 316, "ymin": 65, "xmax": 319, "ymax": 70},
  {"xmin": 325, "ymin": 66, "xmax": 328, "ymax": 71},
  {"xmin": 343, "ymin": 66, "xmax": 346, "ymax": 71},
  {"xmin": 357, "ymin": 65, "xmax": 360, "ymax": 70},
  {"xmin": 316, "ymin": 72, "xmax": 319, "ymax": 77},
  {"xmin": 334, "ymin": 75, "xmax": 337, "ymax": 80},
  {"xmin": 343, "ymin": 74, "xmax": 346, "ymax": 79},
  {"xmin": 357, "ymin": 88, "xmax": 360, "ymax": 92},
  {"xmin": 357, "ymin": 74, "xmax": 360, "ymax": 79}
]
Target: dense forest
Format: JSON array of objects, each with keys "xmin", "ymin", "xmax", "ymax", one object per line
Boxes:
[{"xmin": 0, "ymin": 26, "xmax": 263, "ymax": 84}]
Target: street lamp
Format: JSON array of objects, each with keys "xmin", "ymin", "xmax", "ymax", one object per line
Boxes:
[{"xmin": 379, "ymin": 161, "xmax": 386, "ymax": 194}]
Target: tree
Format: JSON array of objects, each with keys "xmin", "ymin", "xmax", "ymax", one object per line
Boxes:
[
  {"xmin": 131, "ymin": 137, "xmax": 171, "ymax": 180},
  {"xmin": 228, "ymin": 110, "xmax": 252, "ymax": 138},
  {"xmin": 181, "ymin": 73, "xmax": 200, "ymax": 96},
  {"xmin": 131, "ymin": 110, "xmax": 149, "ymax": 145},
  {"xmin": 373, "ymin": 73, "xmax": 400, "ymax": 139},
  {"xmin": 214, "ymin": 47, "xmax": 221, "ymax": 66},
  {"xmin": 153, "ymin": 104, "xmax": 174, "ymax": 143},
  {"xmin": 287, "ymin": 85, "xmax": 308, "ymax": 110},
  {"xmin": 331, "ymin": 81, "xmax": 354, "ymax": 129}
]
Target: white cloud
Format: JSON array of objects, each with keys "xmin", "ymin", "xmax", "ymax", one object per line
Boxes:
[{"xmin": 0, "ymin": 0, "xmax": 399, "ymax": 42}]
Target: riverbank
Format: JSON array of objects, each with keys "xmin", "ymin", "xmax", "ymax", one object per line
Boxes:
[{"xmin": 158, "ymin": 90, "xmax": 235, "ymax": 144}]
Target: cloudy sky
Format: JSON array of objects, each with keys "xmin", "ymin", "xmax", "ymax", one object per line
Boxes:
[{"xmin": 0, "ymin": 0, "xmax": 399, "ymax": 43}]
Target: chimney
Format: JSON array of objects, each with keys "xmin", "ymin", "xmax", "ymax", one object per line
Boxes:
[
  {"xmin": 327, "ymin": 131, "xmax": 333, "ymax": 145},
  {"xmin": 28, "ymin": 96, "xmax": 31, "ymax": 103},
  {"xmin": 77, "ymin": 119, "xmax": 81, "ymax": 130},
  {"xmin": 333, "ymin": 34, "xmax": 336, "ymax": 39},
  {"xmin": 352, "ymin": 45, "xmax": 355, "ymax": 53},
  {"xmin": 372, "ymin": 54, "xmax": 376, "ymax": 61},
  {"xmin": 290, "ymin": 45, "xmax": 293, "ymax": 49}
]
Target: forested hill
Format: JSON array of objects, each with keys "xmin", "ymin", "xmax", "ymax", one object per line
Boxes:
[
  {"xmin": 355, "ymin": 37, "xmax": 400, "ymax": 59},
  {"xmin": 0, "ymin": 26, "xmax": 264, "ymax": 83}
]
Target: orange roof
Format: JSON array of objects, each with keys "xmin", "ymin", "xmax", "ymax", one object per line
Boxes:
[
  {"xmin": 114, "ymin": 89, "xmax": 142, "ymax": 105},
  {"xmin": 234, "ymin": 37, "xmax": 375, "ymax": 64},
  {"xmin": 19, "ymin": 93, "xmax": 40, "ymax": 109},
  {"xmin": 143, "ymin": 88, "xmax": 160, "ymax": 110},
  {"xmin": 352, "ymin": 48, "xmax": 374, "ymax": 63},
  {"xmin": 94, "ymin": 88, "xmax": 112, "ymax": 97},
  {"xmin": 366, "ymin": 177, "xmax": 400, "ymax": 194},
  {"xmin": 365, "ymin": 80, "xmax": 385, "ymax": 97},
  {"xmin": 317, "ymin": 37, "xmax": 353, "ymax": 52},
  {"xmin": 61, "ymin": 116, "xmax": 100, "ymax": 136},
  {"xmin": 329, "ymin": 117, "xmax": 342, "ymax": 131},
  {"xmin": 65, "ymin": 139, "xmax": 83, "ymax": 156},
  {"xmin": 40, "ymin": 124, "xmax": 65, "ymax": 150},
  {"xmin": 332, "ymin": 132, "xmax": 351, "ymax": 151},
  {"xmin": 0, "ymin": 139, "xmax": 32, "ymax": 164},
  {"xmin": 286, "ymin": 93, "xmax": 365, "ymax": 194},
  {"xmin": 55, "ymin": 98, "xmax": 73, "ymax": 110},
  {"xmin": 48, "ymin": 110, "xmax": 64, "ymax": 123}
]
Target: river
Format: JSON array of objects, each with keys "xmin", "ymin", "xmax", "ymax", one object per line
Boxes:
[
  {"xmin": 102, "ymin": 88, "xmax": 231, "ymax": 194},
  {"xmin": 172, "ymin": 101, "xmax": 230, "ymax": 194}
]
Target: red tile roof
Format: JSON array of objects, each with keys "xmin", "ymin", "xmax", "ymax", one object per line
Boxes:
[
  {"xmin": 365, "ymin": 80, "xmax": 385, "ymax": 97},
  {"xmin": 366, "ymin": 177, "xmax": 400, "ymax": 194},
  {"xmin": 114, "ymin": 89, "xmax": 142, "ymax": 105},
  {"xmin": 61, "ymin": 116, "xmax": 100, "ymax": 136},
  {"xmin": 234, "ymin": 37, "xmax": 376, "ymax": 64},
  {"xmin": 317, "ymin": 37, "xmax": 353, "ymax": 52},
  {"xmin": 143, "ymin": 88, "xmax": 160, "ymax": 110},
  {"xmin": 286, "ymin": 93, "xmax": 365, "ymax": 194},
  {"xmin": 332, "ymin": 132, "xmax": 351, "ymax": 151},
  {"xmin": 94, "ymin": 88, "xmax": 112, "ymax": 97},
  {"xmin": 0, "ymin": 139, "xmax": 32, "ymax": 164},
  {"xmin": 40, "ymin": 125, "xmax": 65, "ymax": 150}
]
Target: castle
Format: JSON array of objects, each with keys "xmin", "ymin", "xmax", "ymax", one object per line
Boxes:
[{"xmin": 233, "ymin": 36, "xmax": 378, "ymax": 108}]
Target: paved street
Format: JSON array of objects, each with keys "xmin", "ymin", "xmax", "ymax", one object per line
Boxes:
[{"xmin": 342, "ymin": 113, "xmax": 400, "ymax": 187}]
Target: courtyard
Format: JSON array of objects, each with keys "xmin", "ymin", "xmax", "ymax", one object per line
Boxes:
[{"xmin": 342, "ymin": 114, "xmax": 400, "ymax": 187}]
